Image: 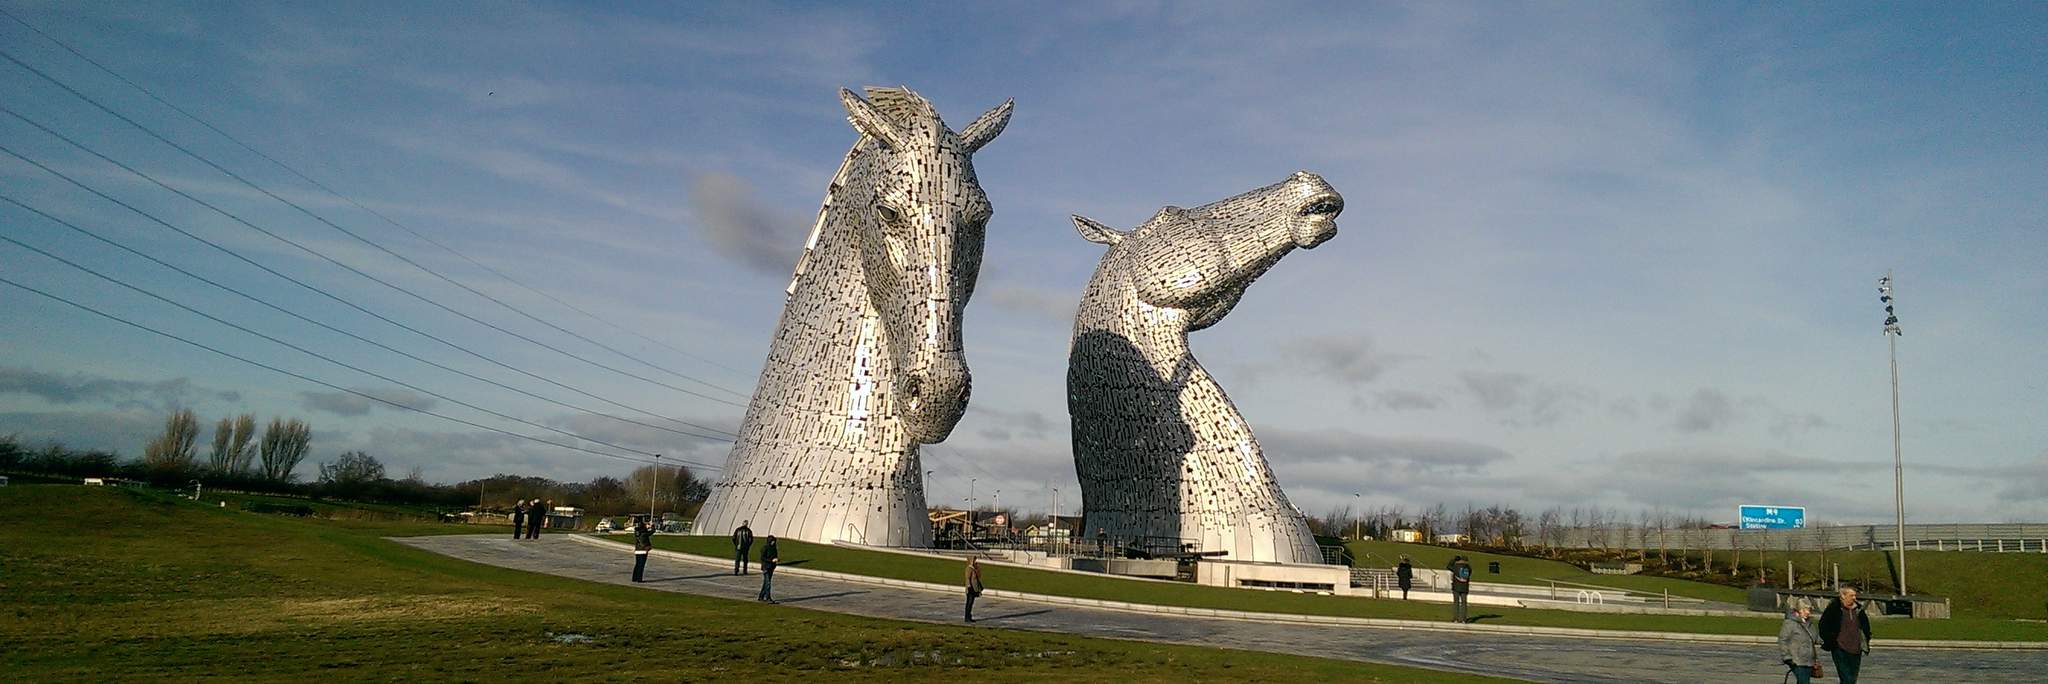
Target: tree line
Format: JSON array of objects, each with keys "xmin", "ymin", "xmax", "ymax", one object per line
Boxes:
[{"xmin": 4, "ymin": 409, "xmax": 713, "ymax": 517}]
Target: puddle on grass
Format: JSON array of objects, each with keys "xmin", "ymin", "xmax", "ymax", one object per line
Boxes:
[{"xmin": 547, "ymin": 631, "xmax": 595, "ymax": 644}]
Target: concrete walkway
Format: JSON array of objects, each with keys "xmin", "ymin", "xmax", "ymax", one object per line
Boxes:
[{"xmin": 395, "ymin": 534, "xmax": 2042, "ymax": 683}]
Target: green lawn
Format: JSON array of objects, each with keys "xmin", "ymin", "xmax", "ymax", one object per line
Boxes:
[
  {"xmin": 1346, "ymin": 540, "xmax": 1750, "ymax": 604},
  {"xmin": 1680, "ymin": 547, "xmax": 2048, "ymax": 620},
  {"xmin": 623, "ymin": 535, "xmax": 2048, "ymax": 642},
  {"xmin": 0, "ymin": 485, "xmax": 1504, "ymax": 682},
  {"xmin": 1347, "ymin": 540, "xmax": 2048, "ymax": 621}
]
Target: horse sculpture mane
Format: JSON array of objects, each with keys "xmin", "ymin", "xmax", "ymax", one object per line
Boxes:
[
  {"xmin": 1068, "ymin": 172, "xmax": 1342, "ymax": 564},
  {"xmin": 695, "ymin": 86, "xmax": 1011, "ymax": 547}
]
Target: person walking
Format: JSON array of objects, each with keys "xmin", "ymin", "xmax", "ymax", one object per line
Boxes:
[
  {"xmin": 1396, "ymin": 555, "xmax": 1414, "ymax": 600},
  {"xmin": 631, "ymin": 516, "xmax": 654, "ymax": 583},
  {"xmin": 1448, "ymin": 555, "xmax": 1473, "ymax": 623},
  {"xmin": 522, "ymin": 499, "xmax": 541, "ymax": 539},
  {"xmin": 732, "ymin": 520, "xmax": 754, "ymax": 575},
  {"xmin": 1779, "ymin": 599, "xmax": 1823, "ymax": 684},
  {"xmin": 1819, "ymin": 587, "xmax": 1873, "ymax": 683},
  {"xmin": 964, "ymin": 557, "xmax": 984, "ymax": 622},
  {"xmin": 511, "ymin": 500, "xmax": 527, "ymax": 540},
  {"xmin": 756, "ymin": 535, "xmax": 779, "ymax": 603}
]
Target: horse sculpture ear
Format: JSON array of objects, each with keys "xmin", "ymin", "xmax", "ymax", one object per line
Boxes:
[
  {"xmin": 1071, "ymin": 215, "xmax": 1125, "ymax": 246},
  {"xmin": 840, "ymin": 87, "xmax": 908, "ymax": 150},
  {"xmin": 957, "ymin": 99, "xmax": 1014, "ymax": 153}
]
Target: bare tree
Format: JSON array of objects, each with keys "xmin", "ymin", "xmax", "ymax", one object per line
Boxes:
[
  {"xmin": 626, "ymin": 464, "xmax": 712, "ymax": 517},
  {"xmin": 225, "ymin": 413, "xmax": 257, "ymax": 473},
  {"xmin": 258, "ymin": 417, "xmax": 311, "ymax": 482},
  {"xmin": 143, "ymin": 409, "xmax": 200, "ymax": 472},
  {"xmin": 207, "ymin": 416, "xmax": 234, "ymax": 472},
  {"xmin": 318, "ymin": 451, "xmax": 385, "ymax": 489}
]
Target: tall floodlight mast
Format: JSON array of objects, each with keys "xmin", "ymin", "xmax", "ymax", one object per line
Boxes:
[{"xmin": 1878, "ymin": 273, "xmax": 1906, "ymax": 595}]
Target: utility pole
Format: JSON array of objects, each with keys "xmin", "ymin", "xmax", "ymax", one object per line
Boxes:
[
  {"xmin": 968, "ymin": 477, "xmax": 977, "ymax": 533},
  {"xmin": 1354, "ymin": 492, "xmax": 1362, "ymax": 541},
  {"xmin": 650, "ymin": 454, "xmax": 661, "ymax": 522},
  {"xmin": 1879, "ymin": 273, "xmax": 1908, "ymax": 595}
]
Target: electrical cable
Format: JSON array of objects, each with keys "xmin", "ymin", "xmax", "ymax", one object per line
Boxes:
[
  {"xmin": 0, "ymin": 91, "xmax": 745, "ymax": 408},
  {"xmin": 0, "ymin": 6, "xmax": 753, "ymax": 383},
  {"xmin": 0, "ymin": 141, "xmax": 738, "ymax": 439},
  {"xmin": 0, "ymin": 232, "xmax": 735, "ymax": 470},
  {"xmin": 0, "ymin": 274, "xmax": 699, "ymax": 469},
  {"xmin": 0, "ymin": 194, "xmax": 733, "ymax": 442}
]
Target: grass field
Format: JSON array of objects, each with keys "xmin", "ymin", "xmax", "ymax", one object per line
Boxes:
[
  {"xmin": 623, "ymin": 535, "xmax": 2048, "ymax": 642},
  {"xmin": 1346, "ymin": 540, "xmax": 1751, "ymax": 604},
  {"xmin": 0, "ymin": 485, "xmax": 1506, "ymax": 682},
  {"xmin": 1346, "ymin": 540, "xmax": 2048, "ymax": 621}
]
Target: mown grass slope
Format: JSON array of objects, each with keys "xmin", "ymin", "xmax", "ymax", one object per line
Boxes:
[
  {"xmin": 628, "ymin": 534, "xmax": 2048, "ymax": 641},
  {"xmin": 0, "ymin": 485, "xmax": 1504, "ymax": 682}
]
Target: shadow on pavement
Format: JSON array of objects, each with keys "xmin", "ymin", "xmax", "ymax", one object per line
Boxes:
[
  {"xmin": 779, "ymin": 590, "xmax": 869, "ymax": 604},
  {"xmin": 983, "ymin": 609, "xmax": 1054, "ymax": 621},
  {"xmin": 646, "ymin": 571, "xmax": 733, "ymax": 583}
]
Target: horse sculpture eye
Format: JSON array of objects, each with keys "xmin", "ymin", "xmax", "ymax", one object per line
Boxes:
[
  {"xmin": 876, "ymin": 204, "xmax": 905, "ymax": 224},
  {"xmin": 1301, "ymin": 200, "xmax": 1341, "ymax": 216}
]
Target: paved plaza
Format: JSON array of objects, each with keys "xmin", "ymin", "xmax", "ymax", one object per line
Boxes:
[{"xmin": 397, "ymin": 535, "xmax": 2041, "ymax": 683}]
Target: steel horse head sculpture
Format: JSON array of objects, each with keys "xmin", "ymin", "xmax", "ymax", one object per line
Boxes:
[
  {"xmin": 1068, "ymin": 171, "xmax": 1341, "ymax": 564},
  {"xmin": 695, "ymin": 86, "xmax": 1012, "ymax": 547}
]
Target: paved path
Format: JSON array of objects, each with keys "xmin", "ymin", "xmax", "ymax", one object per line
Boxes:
[{"xmin": 396, "ymin": 535, "xmax": 2040, "ymax": 683}]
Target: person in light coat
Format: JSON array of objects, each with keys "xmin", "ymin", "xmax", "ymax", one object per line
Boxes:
[{"xmin": 1778, "ymin": 599, "xmax": 1823, "ymax": 684}]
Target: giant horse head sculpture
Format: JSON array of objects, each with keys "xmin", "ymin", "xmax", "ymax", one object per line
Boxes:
[
  {"xmin": 1072, "ymin": 171, "xmax": 1342, "ymax": 333},
  {"xmin": 1066, "ymin": 171, "xmax": 1342, "ymax": 564},
  {"xmin": 836, "ymin": 87, "xmax": 1012, "ymax": 444}
]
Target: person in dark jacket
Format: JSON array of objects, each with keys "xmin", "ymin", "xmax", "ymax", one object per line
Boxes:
[
  {"xmin": 1395, "ymin": 555, "xmax": 1414, "ymax": 599},
  {"xmin": 1448, "ymin": 556, "xmax": 1473, "ymax": 623},
  {"xmin": 964, "ymin": 557, "xmax": 984, "ymax": 622},
  {"xmin": 1778, "ymin": 600, "xmax": 1823, "ymax": 684},
  {"xmin": 631, "ymin": 517, "xmax": 654, "ymax": 583},
  {"xmin": 732, "ymin": 521, "xmax": 754, "ymax": 575},
  {"xmin": 1819, "ymin": 587, "xmax": 1873, "ymax": 683},
  {"xmin": 757, "ymin": 535, "xmax": 779, "ymax": 603},
  {"xmin": 512, "ymin": 501, "xmax": 527, "ymax": 539},
  {"xmin": 526, "ymin": 499, "xmax": 547, "ymax": 539}
]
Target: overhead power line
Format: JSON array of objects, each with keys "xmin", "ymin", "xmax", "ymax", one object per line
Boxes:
[
  {"xmin": 0, "ymin": 274, "xmax": 692, "ymax": 469},
  {"xmin": 0, "ymin": 192, "xmax": 734, "ymax": 443},
  {"xmin": 0, "ymin": 5, "xmax": 753, "ymax": 383},
  {"xmin": 0, "ymin": 233, "xmax": 730, "ymax": 469},
  {"xmin": 0, "ymin": 141, "xmax": 737, "ymax": 439},
  {"xmin": 0, "ymin": 62, "xmax": 747, "ymax": 408}
]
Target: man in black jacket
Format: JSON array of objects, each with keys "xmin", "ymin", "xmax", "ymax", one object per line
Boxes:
[
  {"xmin": 757, "ymin": 535, "xmax": 779, "ymax": 603},
  {"xmin": 512, "ymin": 501, "xmax": 527, "ymax": 540},
  {"xmin": 1819, "ymin": 586, "xmax": 1873, "ymax": 683},
  {"xmin": 631, "ymin": 517, "xmax": 654, "ymax": 583},
  {"xmin": 732, "ymin": 521, "xmax": 754, "ymax": 575},
  {"xmin": 1396, "ymin": 555, "xmax": 1414, "ymax": 599}
]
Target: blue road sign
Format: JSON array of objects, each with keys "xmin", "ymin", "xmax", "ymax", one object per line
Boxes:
[{"xmin": 1738, "ymin": 505, "xmax": 1806, "ymax": 530}]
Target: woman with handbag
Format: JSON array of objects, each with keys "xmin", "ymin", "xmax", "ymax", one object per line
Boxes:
[{"xmin": 1778, "ymin": 599, "xmax": 1823, "ymax": 684}]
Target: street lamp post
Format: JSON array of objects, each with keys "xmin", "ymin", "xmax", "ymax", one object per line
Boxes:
[
  {"xmin": 968, "ymin": 477, "xmax": 977, "ymax": 533},
  {"xmin": 1879, "ymin": 273, "xmax": 1907, "ymax": 595}
]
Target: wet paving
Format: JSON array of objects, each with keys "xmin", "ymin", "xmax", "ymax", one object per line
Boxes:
[{"xmin": 397, "ymin": 535, "xmax": 2043, "ymax": 683}]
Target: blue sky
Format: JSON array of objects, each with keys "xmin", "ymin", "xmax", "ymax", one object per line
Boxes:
[{"xmin": 2, "ymin": 1, "xmax": 2043, "ymax": 523}]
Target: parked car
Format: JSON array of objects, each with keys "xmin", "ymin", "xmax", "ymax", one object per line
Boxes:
[{"xmin": 595, "ymin": 518, "xmax": 616, "ymax": 534}]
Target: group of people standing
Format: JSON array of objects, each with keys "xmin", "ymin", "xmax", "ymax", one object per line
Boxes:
[
  {"xmin": 1388, "ymin": 554, "xmax": 1472, "ymax": 624},
  {"xmin": 509, "ymin": 499, "xmax": 551, "ymax": 540}
]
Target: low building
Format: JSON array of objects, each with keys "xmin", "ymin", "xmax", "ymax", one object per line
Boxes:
[
  {"xmin": 1434, "ymin": 533, "xmax": 1470, "ymax": 544},
  {"xmin": 1388, "ymin": 529, "xmax": 1422, "ymax": 543}
]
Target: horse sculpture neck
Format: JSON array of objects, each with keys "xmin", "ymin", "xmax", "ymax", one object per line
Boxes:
[{"xmin": 693, "ymin": 142, "xmax": 928, "ymax": 547}]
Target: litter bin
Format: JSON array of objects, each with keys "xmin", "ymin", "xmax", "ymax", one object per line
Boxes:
[{"xmin": 1488, "ymin": 561, "xmax": 1500, "ymax": 574}]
